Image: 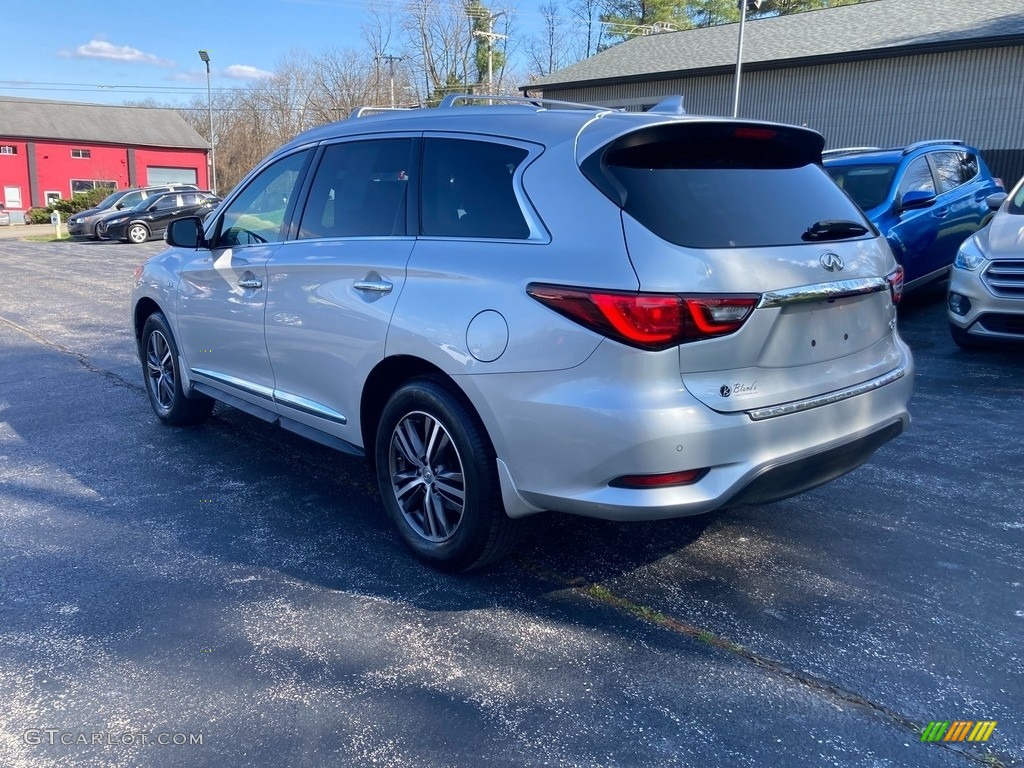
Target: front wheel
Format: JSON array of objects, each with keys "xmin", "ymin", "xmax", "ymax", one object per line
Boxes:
[
  {"xmin": 128, "ymin": 223, "xmax": 150, "ymax": 244},
  {"xmin": 140, "ymin": 312, "xmax": 214, "ymax": 426},
  {"xmin": 375, "ymin": 377, "xmax": 523, "ymax": 571}
]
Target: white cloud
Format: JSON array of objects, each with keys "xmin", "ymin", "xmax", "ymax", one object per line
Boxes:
[
  {"xmin": 223, "ymin": 64, "xmax": 275, "ymax": 80},
  {"xmin": 60, "ymin": 39, "xmax": 173, "ymax": 67}
]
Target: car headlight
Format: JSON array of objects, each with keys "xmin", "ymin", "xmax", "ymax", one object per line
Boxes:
[{"xmin": 953, "ymin": 236, "xmax": 986, "ymax": 271}]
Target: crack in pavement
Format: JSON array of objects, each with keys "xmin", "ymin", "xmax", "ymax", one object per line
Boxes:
[
  {"xmin": 517, "ymin": 559, "xmax": 1012, "ymax": 768},
  {"xmin": 0, "ymin": 314, "xmax": 144, "ymax": 394}
]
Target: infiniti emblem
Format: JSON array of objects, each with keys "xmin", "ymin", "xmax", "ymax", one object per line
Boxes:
[{"xmin": 820, "ymin": 252, "xmax": 844, "ymax": 272}]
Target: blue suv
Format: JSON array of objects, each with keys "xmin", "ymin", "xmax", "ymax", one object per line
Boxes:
[{"xmin": 824, "ymin": 141, "xmax": 1003, "ymax": 291}]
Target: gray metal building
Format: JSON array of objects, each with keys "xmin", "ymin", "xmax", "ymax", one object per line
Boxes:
[{"xmin": 522, "ymin": 0, "xmax": 1024, "ymax": 185}]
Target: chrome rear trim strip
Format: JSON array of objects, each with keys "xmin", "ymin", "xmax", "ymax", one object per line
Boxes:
[
  {"xmin": 747, "ymin": 367, "xmax": 907, "ymax": 421},
  {"xmin": 758, "ymin": 277, "xmax": 888, "ymax": 308},
  {"xmin": 191, "ymin": 368, "xmax": 275, "ymax": 400}
]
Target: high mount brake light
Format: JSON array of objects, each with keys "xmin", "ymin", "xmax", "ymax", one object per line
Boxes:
[
  {"xmin": 527, "ymin": 284, "xmax": 758, "ymax": 351},
  {"xmin": 734, "ymin": 127, "xmax": 778, "ymax": 140},
  {"xmin": 886, "ymin": 265, "xmax": 904, "ymax": 305}
]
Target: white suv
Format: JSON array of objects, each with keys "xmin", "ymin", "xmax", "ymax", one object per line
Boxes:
[{"xmin": 132, "ymin": 96, "xmax": 913, "ymax": 570}]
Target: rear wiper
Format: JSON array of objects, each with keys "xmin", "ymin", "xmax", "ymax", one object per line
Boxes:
[{"xmin": 802, "ymin": 220, "xmax": 869, "ymax": 241}]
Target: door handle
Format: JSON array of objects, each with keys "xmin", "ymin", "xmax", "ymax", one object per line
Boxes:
[
  {"xmin": 932, "ymin": 208, "xmax": 949, "ymax": 219},
  {"xmin": 354, "ymin": 279, "xmax": 393, "ymax": 294},
  {"xmin": 238, "ymin": 276, "xmax": 263, "ymax": 289}
]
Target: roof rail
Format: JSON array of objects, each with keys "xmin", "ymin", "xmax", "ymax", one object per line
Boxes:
[
  {"xmin": 437, "ymin": 94, "xmax": 608, "ymax": 111},
  {"xmin": 349, "ymin": 106, "xmax": 417, "ymax": 119},
  {"xmin": 821, "ymin": 146, "xmax": 881, "ymax": 156},
  {"xmin": 900, "ymin": 139, "xmax": 964, "ymax": 155}
]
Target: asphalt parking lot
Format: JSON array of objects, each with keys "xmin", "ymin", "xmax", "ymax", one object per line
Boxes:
[{"xmin": 0, "ymin": 237, "xmax": 1021, "ymax": 768}]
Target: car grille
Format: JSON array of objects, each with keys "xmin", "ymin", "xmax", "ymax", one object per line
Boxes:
[
  {"xmin": 976, "ymin": 313, "xmax": 1024, "ymax": 337},
  {"xmin": 983, "ymin": 259, "xmax": 1024, "ymax": 298}
]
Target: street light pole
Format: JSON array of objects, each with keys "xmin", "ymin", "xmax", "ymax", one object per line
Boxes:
[
  {"xmin": 732, "ymin": 0, "xmax": 761, "ymax": 118},
  {"xmin": 198, "ymin": 49, "xmax": 217, "ymax": 195}
]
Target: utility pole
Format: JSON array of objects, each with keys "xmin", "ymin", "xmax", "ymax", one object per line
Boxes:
[
  {"xmin": 732, "ymin": 0, "xmax": 762, "ymax": 118},
  {"xmin": 473, "ymin": 12, "xmax": 507, "ymax": 95},
  {"xmin": 375, "ymin": 54, "xmax": 402, "ymax": 107}
]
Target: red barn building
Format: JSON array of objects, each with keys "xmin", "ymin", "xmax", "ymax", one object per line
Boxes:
[{"xmin": 0, "ymin": 96, "xmax": 209, "ymax": 222}]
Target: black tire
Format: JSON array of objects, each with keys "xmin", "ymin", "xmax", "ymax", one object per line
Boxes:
[
  {"xmin": 375, "ymin": 376, "xmax": 523, "ymax": 571},
  {"xmin": 950, "ymin": 323, "xmax": 980, "ymax": 350},
  {"xmin": 140, "ymin": 312, "xmax": 214, "ymax": 426}
]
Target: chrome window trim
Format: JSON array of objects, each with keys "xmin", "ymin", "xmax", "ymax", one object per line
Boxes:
[{"xmin": 758, "ymin": 277, "xmax": 888, "ymax": 308}]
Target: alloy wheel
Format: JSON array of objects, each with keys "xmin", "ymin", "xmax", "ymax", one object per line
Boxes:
[
  {"xmin": 146, "ymin": 330, "xmax": 175, "ymax": 411},
  {"xmin": 388, "ymin": 410, "xmax": 466, "ymax": 542}
]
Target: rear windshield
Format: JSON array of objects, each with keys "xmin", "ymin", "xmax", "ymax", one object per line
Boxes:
[
  {"xmin": 583, "ymin": 122, "xmax": 873, "ymax": 249},
  {"xmin": 824, "ymin": 164, "xmax": 897, "ymax": 210}
]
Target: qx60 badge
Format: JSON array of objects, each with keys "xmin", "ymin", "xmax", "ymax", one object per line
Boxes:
[{"xmin": 820, "ymin": 252, "xmax": 844, "ymax": 272}]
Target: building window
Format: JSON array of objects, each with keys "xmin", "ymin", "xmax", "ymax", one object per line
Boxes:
[
  {"xmin": 71, "ymin": 149, "xmax": 91, "ymax": 159},
  {"xmin": 44, "ymin": 191, "xmax": 62, "ymax": 206},
  {"xmin": 0, "ymin": 145, "xmax": 17, "ymax": 155},
  {"xmin": 70, "ymin": 180, "xmax": 117, "ymax": 194}
]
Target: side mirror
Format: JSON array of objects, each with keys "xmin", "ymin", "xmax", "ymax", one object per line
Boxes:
[
  {"xmin": 166, "ymin": 216, "xmax": 204, "ymax": 248},
  {"xmin": 986, "ymin": 192, "xmax": 1008, "ymax": 211},
  {"xmin": 897, "ymin": 190, "xmax": 935, "ymax": 212},
  {"xmin": 115, "ymin": 203, "xmax": 125, "ymax": 210}
]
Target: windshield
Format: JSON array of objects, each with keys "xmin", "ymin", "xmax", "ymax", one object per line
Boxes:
[
  {"xmin": 825, "ymin": 164, "xmax": 897, "ymax": 210},
  {"xmin": 1007, "ymin": 176, "xmax": 1024, "ymax": 215}
]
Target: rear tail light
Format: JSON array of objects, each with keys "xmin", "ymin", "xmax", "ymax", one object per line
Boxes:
[
  {"xmin": 527, "ymin": 284, "xmax": 758, "ymax": 351},
  {"xmin": 886, "ymin": 265, "xmax": 904, "ymax": 305},
  {"xmin": 611, "ymin": 468, "xmax": 708, "ymax": 488}
]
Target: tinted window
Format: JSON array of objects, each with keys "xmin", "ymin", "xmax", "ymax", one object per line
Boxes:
[
  {"xmin": 825, "ymin": 164, "xmax": 896, "ymax": 210},
  {"xmin": 1008, "ymin": 177, "xmax": 1024, "ymax": 215},
  {"xmin": 959, "ymin": 152, "xmax": 979, "ymax": 184},
  {"xmin": 897, "ymin": 157, "xmax": 936, "ymax": 198},
  {"xmin": 153, "ymin": 195, "xmax": 179, "ymax": 211},
  {"xmin": 421, "ymin": 138, "xmax": 530, "ymax": 239},
  {"xmin": 298, "ymin": 139, "xmax": 413, "ymax": 239},
  {"xmin": 586, "ymin": 124, "xmax": 866, "ymax": 249},
  {"xmin": 215, "ymin": 150, "xmax": 310, "ymax": 247}
]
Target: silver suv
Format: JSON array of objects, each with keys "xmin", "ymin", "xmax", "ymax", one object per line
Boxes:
[{"xmin": 131, "ymin": 96, "xmax": 913, "ymax": 570}]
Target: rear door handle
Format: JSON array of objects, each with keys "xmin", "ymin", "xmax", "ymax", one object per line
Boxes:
[
  {"xmin": 354, "ymin": 279, "xmax": 393, "ymax": 294},
  {"xmin": 238, "ymin": 276, "xmax": 263, "ymax": 289},
  {"xmin": 932, "ymin": 208, "xmax": 949, "ymax": 219}
]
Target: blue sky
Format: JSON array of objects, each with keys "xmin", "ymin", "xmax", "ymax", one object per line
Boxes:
[{"xmin": 1, "ymin": 0, "xmax": 404, "ymax": 107}]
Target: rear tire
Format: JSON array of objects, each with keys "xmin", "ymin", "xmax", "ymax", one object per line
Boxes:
[
  {"xmin": 375, "ymin": 376, "xmax": 523, "ymax": 571},
  {"xmin": 140, "ymin": 312, "xmax": 214, "ymax": 426}
]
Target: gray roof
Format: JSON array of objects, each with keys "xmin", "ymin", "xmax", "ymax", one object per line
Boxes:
[
  {"xmin": 0, "ymin": 96, "xmax": 209, "ymax": 149},
  {"xmin": 525, "ymin": 0, "xmax": 1024, "ymax": 90}
]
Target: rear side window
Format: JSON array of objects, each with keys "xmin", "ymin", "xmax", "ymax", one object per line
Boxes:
[
  {"xmin": 583, "ymin": 122, "xmax": 868, "ymax": 248},
  {"xmin": 420, "ymin": 138, "xmax": 530, "ymax": 239},
  {"xmin": 298, "ymin": 139, "xmax": 413, "ymax": 239}
]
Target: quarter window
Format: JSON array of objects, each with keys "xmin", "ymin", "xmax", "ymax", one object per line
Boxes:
[
  {"xmin": 215, "ymin": 150, "xmax": 311, "ymax": 248},
  {"xmin": 298, "ymin": 139, "xmax": 414, "ymax": 239},
  {"xmin": 421, "ymin": 138, "xmax": 530, "ymax": 239},
  {"xmin": 897, "ymin": 157, "xmax": 936, "ymax": 199}
]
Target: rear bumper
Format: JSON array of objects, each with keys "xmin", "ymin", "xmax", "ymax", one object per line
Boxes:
[{"xmin": 457, "ymin": 338, "xmax": 913, "ymax": 521}]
